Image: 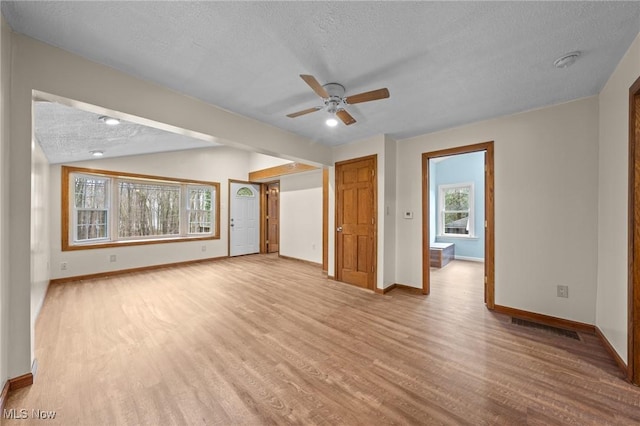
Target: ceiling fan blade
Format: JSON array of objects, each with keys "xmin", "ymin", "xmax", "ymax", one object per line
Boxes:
[
  {"xmin": 300, "ymin": 74, "xmax": 329, "ymax": 98},
  {"xmin": 336, "ymin": 109, "xmax": 356, "ymax": 126},
  {"xmin": 286, "ymin": 106, "xmax": 322, "ymax": 118},
  {"xmin": 345, "ymin": 88, "xmax": 390, "ymax": 105}
]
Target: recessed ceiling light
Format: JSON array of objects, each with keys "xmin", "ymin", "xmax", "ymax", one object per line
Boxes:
[
  {"xmin": 326, "ymin": 118, "xmax": 338, "ymax": 127},
  {"xmin": 99, "ymin": 116, "xmax": 120, "ymax": 126},
  {"xmin": 90, "ymin": 150, "xmax": 104, "ymax": 157},
  {"xmin": 554, "ymin": 51, "xmax": 581, "ymax": 69}
]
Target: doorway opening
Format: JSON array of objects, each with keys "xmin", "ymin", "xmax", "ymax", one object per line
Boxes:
[
  {"xmin": 422, "ymin": 142, "xmax": 495, "ymax": 308},
  {"xmin": 262, "ymin": 181, "xmax": 280, "ymax": 253}
]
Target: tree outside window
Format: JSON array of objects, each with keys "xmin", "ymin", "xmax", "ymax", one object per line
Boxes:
[
  {"xmin": 64, "ymin": 166, "xmax": 219, "ymax": 250},
  {"xmin": 439, "ymin": 183, "xmax": 474, "ymax": 237}
]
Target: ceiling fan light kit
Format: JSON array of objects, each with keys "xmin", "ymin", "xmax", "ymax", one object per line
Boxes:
[{"xmin": 287, "ymin": 74, "xmax": 389, "ymax": 126}]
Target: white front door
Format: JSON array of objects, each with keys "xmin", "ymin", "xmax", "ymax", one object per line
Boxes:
[{"xmin": 230, "ymin": 182, "xmax": 260, "ymax": 256}]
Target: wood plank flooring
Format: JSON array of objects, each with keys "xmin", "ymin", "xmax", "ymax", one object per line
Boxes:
[{"xmin": 3, "ymin": 256, "xmax": 640, "ymax": 425}]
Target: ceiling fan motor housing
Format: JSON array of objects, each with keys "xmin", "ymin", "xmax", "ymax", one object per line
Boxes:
[{"xmin": 323, "ymin": 83, "xmax": 346, "ymax": 114}]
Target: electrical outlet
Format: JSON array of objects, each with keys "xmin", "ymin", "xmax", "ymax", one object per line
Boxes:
[
  {"xmin": 201, "ymin": 245, "xmax": 207, "ymax": 252},
  {"xmin": 557, "ymin": 285, "xmax": 569, "ymax": 298},
  {"xmin": 60, "ymin": 261, "xmax": 67, "ymax": 271},
  {"xmin": 110, "ymin": 255, "xmax": 117, "ymax": 263}
]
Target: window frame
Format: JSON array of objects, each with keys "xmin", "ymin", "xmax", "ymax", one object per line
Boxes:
[
  {"xmin": 438, "ymin": 182, "xmax": 475, "ymax": 238},
  {"xmin": 62, "ymin": 166, "xmax": 220, "ymax": 251},
  {"xmin": 72, "ymin": 173, "xmax": 111, "ymax": 243}
]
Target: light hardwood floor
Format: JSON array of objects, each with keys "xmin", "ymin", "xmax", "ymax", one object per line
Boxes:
[{"xmin": 3, "ymin": 256, "xmax": 640, "ymax": 425}]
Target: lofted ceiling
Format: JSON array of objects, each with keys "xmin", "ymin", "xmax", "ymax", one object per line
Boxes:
[{"xmin": 3, "ymin": 1, "xmax": 640, "ymax": 159}]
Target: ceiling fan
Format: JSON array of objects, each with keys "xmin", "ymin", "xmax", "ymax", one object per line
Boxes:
[{"xmin": 287, "ymin": 74, "xmax": 390, "ymax": 126}]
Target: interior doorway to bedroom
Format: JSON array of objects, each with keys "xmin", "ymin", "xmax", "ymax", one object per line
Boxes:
[{"xmin": 421, "ymin": 142, "xmax": 495, "ymax": 308}]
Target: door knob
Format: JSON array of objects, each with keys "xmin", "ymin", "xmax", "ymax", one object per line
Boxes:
[{"xmin": 337, "ymin": 226, "xmax": 343, "ymax": 232}]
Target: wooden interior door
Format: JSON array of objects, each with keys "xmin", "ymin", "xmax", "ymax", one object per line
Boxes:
[
  {"xmin": 335, "ymin": 156, "xmax": 376, "ymax": 290},
  {"xmin": 266, "ymin": 182, "xmax": 279, "ymax": 253}
]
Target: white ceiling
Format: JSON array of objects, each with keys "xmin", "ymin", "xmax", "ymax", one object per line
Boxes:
[
  {"xmin": 3, "ymin": 1, "xmax": 640, "ymax": 157},
  {"xmin": 34, "ymin": 101, "xmax": 217, "ymax": 164}
]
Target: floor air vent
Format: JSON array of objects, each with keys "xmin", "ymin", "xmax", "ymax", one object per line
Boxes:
[{"xmin": 511, "ymin": 318, "xmax": 580, "ymax": 340}]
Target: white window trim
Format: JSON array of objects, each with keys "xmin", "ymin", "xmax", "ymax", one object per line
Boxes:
[
  {"xmin": 438, "ymin": 182, "xmax": 475, "ymax": 238},
  {"xmin": 72, "ymin": 173, "xmax": 111, "ymax": 244},
  {"xmin": 186, "ymin": 184, "xmax": 216, "ymax": 235}
]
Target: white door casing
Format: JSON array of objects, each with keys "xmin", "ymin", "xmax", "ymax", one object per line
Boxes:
[{"xmin": 230, "ymin": 182, "xmax": 260, "ymax": 256}]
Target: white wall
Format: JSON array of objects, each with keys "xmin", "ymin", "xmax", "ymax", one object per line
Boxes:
[
  {"xmin": 50, "ymin": 146, "xmax": 249, "ymax": 280},
  {"xmin": 279, "ymin": 170, "xmax": 323, "ymax": 264},
  {"xmin": 0, "ymin": 15, "xmax": 11, "ymax": 384},
  {"xmin": 597, "ymin": 33, "xmax": 640, "ymax": 363},
  {"xmin": 397, "ymin": 97, "xmax": 600, "ymax": 324},
  {"xmin": 31, "ymin": 141, "xmax": 49, "ymax": 362},
  {"xmin": 248, "ymin": 152, "xmax": 292, "ymax": 172}
]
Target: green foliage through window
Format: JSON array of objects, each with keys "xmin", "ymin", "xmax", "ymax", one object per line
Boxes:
[
  {"xmin": 69, "ymin": 170, "xmax": 218, "ymax": 245},
  {"xmin": 439, "ymin": 184, "xmax": 473, "ymax": 236}
]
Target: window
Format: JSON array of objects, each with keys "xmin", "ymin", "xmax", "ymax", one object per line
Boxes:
[
  {"xmin": 74, "ymin": 175, "xmax": 109, "ymax": 242},
  {"xmin": 63, "ymin": 166, "xmax": 220, "ymax": 250},
  {"xmin": 117, "ymin": 180, "xmax": 182, "ymax": 238},
  {"xmin": 236, "ymin": 186, "xmax": 254, "ymax": 197},
  {"xmin": 438, "ymin": 183, "xmax": 474, "ymax": 237},
  {"xmin": 187, "ymin": 186, "xmax": 213, "ymax": 234}
]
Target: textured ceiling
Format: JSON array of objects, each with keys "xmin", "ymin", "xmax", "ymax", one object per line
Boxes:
[
  {"xmin": 35, "ymin": 102, "xmax": 217, "ymax": 164},
  {"xmin": 4, "ymin": 1, "xmax": 640, "ymax": 153}
]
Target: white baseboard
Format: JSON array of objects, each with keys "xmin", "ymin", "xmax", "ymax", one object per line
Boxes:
[{"xmin": 454, "ymin": 255, "xmax": 484, "ymax": 262}]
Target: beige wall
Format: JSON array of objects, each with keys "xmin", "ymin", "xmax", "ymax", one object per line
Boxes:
[
  {"xmin": 383, "ymin": 135, "xmax": 397, "ymax": 288},
  {"xmin": 0, "ymin": 16, "xmax": 11, "ymax": 383},
  {"xmin": 279, "ymin": 170, "xmax": 323, "ymax": 264},
  {"xmin": 396, "ymin": 97, "xmax": 600, "ymax": 324},
  {"xmin": 248, "ymin": 152, "xmax": 292, "ymax": 173},
  {"xmin": 597, "ymin": 33, "xmax": 640, "ymax": 363},
  {"xmin": 31, "ymin": 141, "xmax": 49, "ymax": 362}
]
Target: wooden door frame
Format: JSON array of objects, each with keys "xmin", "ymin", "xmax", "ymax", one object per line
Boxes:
[
  {"xmin": 334, "ymin": 154, "xmax": 378, "ymax": 290},
  {"xmin": 628, "ymin": 75, "xmax": 640, "ymax": 385},
  {"xmin": 228, "ymin": 179, "xmax": 261, "ymax": 257},
  {"xmin": 260, "ymin": 180, "xmax": 280, "ymax": 254},
  {"xmin": 322, "ymin": 168, "xmax": 329, "ymax": 272},
  {"xmin": 421, "ymin": 142, "xmax": 495, "ymax": 308}
]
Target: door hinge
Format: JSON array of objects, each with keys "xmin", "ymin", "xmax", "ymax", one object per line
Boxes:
[
  {"xmin": 484, "ymin": 276, "xmax": 488, "ymax": 284},
  {"xmin": 266, "ymin": 215, "xmax": 270, "ymax": 219},
  {"xmin": 485, "ymin": 220, "xmax": 488, "ymax": 228},
  {"xmin": 372, "ymin": 169, "xmax": 375, "ymax": 178},
  {"xmin": 372, "ymin": 218, "xmax": 375, "ymax": 225}
]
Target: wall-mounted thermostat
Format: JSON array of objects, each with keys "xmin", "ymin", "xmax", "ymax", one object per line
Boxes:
[{"xmin": 404, "ymin": 211, "xmax": 413, "ymax": 219}]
